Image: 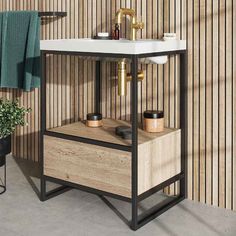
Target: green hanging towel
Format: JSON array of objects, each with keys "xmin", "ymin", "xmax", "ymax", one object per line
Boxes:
[{"xmin": 0, "ymin": 11, "xmax": 40, "ymax": 92}]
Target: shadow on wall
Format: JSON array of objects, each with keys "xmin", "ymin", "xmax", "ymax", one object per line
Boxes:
[
  {"xmin": 13, "ymin": 130, "xmax": 40, "ymax": 161},
  {"xmin": 2, "ymin": 49, "xmax": 230, "ymax": 161},
  {"xmin": 41, "ymin": 17, "xmax": 59, "ymax": 26},
  {"xmin": 12, "ymin": 58, "xmax": 41, "ymax": 173},
  {"xmin": 172, "ymin": 4, "xmax": 232, "ymax": 34},
  {"xmin": 0, "ymin": 56, "xmax": 41, "ymax": 162},
  {"xmin": 40, "ymin": 49, "xmax": 229, "ymax": 124}
]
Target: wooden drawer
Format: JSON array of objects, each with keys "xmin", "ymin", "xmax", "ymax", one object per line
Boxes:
[{"xmin": 44, "ymin": 129, "xmax": 181, "ymax": 198}]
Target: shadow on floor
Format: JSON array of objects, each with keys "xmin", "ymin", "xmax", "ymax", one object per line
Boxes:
[
  {"xmin": 13, "ymin": 156, "xmax": 41, "ymax": 199},
  {"xmin": 178, "ymin": 203, "xmax": 222, "ymax": 236}
]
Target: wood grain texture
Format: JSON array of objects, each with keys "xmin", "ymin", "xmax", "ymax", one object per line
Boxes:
[
  {"xmin": 48, "ymin": 118, "xmax": 178, "ymax": 147},
  {"xmin": 44, "ymin": 127, "xmax": 181, "ymax": 197},
  {"xmin": 0, "ymin": 0, "xmax": 235, "ymax": 211},
  {"xmin": 138, "ymin": 128, "xmax": 181, "ymax": 195},
  {"xmin": 44, "ymin": 135, "xmax": 131, "ymax": 197}
]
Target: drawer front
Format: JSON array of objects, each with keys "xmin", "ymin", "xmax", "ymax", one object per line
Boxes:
[{"xmin": 44, "ymin": 136, "xmax": 131, "ymax": 197}]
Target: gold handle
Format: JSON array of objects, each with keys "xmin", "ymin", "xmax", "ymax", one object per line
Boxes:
[{"xmin": 132, "ymin": 22, "xmax": 144, "ymax": 30}]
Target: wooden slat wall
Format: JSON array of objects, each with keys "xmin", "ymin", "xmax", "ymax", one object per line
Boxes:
[{"xmin": 0, "ymin": 0, "xmax": 235, "ymax": 211}]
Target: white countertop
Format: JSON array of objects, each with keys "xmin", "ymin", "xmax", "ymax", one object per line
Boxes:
[{"xmin": 40, "ymin": 38, "xmax": 186, "ymax": 55}]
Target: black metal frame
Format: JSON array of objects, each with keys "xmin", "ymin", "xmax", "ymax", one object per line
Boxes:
[
  {"xmin": 40, "ymin": 48, "xmax": 187, "ymax": 230},
  {"xmin": 0, "ymin": 157, "xmax": 6, "ymax": 195}
]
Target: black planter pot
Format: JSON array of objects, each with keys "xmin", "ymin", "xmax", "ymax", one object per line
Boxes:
[
  {"xmin": 0, "ymin": 156, "xmax": 6, "ymax": 167},
  {"xmin": 0, "ymin": 136, "xmax": 11, "ymax": 167}
]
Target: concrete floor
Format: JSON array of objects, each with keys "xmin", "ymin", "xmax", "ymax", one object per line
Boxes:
[{"xmin": 0, "ymin": 156, "xmax": 236, "ymax": 236}]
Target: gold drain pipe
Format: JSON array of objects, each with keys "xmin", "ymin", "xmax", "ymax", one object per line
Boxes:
[
  {"xmin": 118, "ymin": 61, "xmax": 144, "ymax": 96},
  {"xmin": 118, "ymin": 61, "xmax": 127, "ymax": 96}
]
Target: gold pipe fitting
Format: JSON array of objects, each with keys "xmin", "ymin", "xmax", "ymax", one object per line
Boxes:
[
  {"xmin": 126, "ymin": 71, "xmax": 144, "ymax": 81},
  {"xmin": 118, "ymin": 61, "xmax": 127, "ymax": 96},
  {"xmin": 118, "ymin": 60, "xmax": 144, "ymax": 96}
]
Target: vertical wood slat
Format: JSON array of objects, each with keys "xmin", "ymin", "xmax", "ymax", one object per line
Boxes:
[
  {"xmin": 152, "ymin": 0, "xmax": 158, "ymax": 112},
  {"xmin": 232, "ymin": 0, "xmax": 236, "ymax": 211},
  {"xmin": 193, "ymin": 0, "xmax": 200, "ymax": 202},
  {"xmin": 218, "ymin": 0, "xmax": 226, "ymax": 209},
  {"xmin": 205, "ymin": 0, "xmax": 213, "ymax": 206},
  {"xmin": 212, "ymin": 0, "xmax": 219, "ymax": 207},
  {"xmin": 187, "ymin": 0, "xmax": 193, "ymax": 201},
  {"xmin": 199, "ymin": 0, "xmax": 206, "ymax": 204},
  {"xmin": 225, "ymin": 0, "xmax": 233, "ymax": 210},
  {"xmin": 0, "ymin": 0, "xmax": 235, "ymax": 211},
  {"xmin": 157, "ymin": 1, "xmax": 164, "ymax": 113}
]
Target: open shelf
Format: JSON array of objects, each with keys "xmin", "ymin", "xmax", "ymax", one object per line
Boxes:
[{"xmin": 46, "ymin": 118, "xmax": 179, "ymax": 148}]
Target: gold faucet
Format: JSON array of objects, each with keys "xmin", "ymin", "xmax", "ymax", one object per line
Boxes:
[
  {"xmin": 116, "ymin": 8, "xmax": 144, "ymax": 96},
  {"xmin": 115, "ymin": 8, "xmax": 144, "ymax": 41}
]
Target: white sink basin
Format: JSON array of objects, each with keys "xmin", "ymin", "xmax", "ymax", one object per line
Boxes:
[
  {"xmin": 40, "ymin": 38, "xmax": 186, "ymax": 64},
  {"xmin": 40, "ymin": 38, "xmax": 186, "ymax": 55}
]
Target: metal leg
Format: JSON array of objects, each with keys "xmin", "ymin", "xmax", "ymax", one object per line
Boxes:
[
  {"xmin": 95, "ymin": 61, "xmax": 101, "ymax": 113},
  {"xmin": 131, "ymin": 55, "xmax": 138, "ymax": 230},
  {"xmin": 40, "ymin": 176, "xmax": 46, "ymax": 201},
  {"xmin": 180, "ymin": 52, "xmax": 188, "ymax": 198},
  {"xmin": 40, "ymin": 51, "xmax": 46, "ymax": 201},
  {"xmin": 128, "ymin": 52, "xmax": 187, "ymax": 230},
  {"xmin": 40, "ymin": 52, "xmax": 71, "ymax": 201},
  {"xmin": 0, "ymin": 157, "xmax": 6, "ymax": 195}
]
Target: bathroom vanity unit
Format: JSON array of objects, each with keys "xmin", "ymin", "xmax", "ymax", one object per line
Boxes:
[{"xmin": 40, "ymin": 38, "xmax": 187, "ymax": 230}]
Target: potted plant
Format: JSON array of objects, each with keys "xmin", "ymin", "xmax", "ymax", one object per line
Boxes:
[{"xmin": 0, "ymin": 98, "xmax": 31, "ymax": 167}]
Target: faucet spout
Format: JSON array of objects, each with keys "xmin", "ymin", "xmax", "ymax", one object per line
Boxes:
[{"xmin": 115, "ymin": 8, "xmax": 136, "ymax": 24}]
